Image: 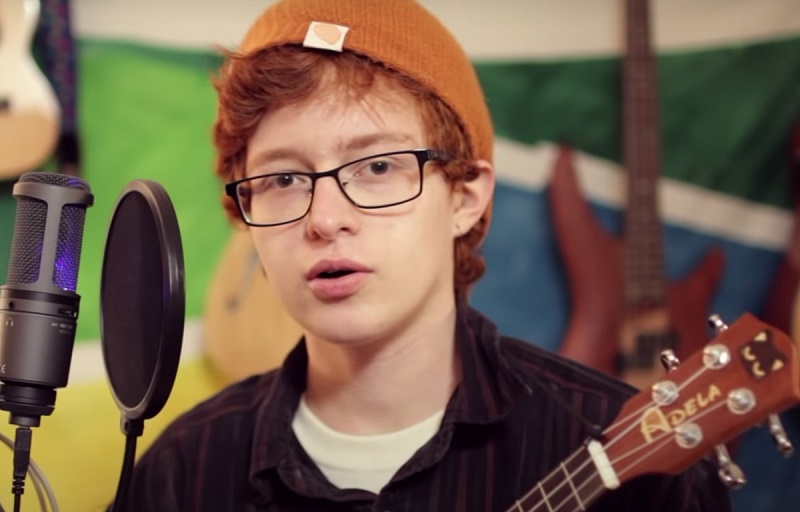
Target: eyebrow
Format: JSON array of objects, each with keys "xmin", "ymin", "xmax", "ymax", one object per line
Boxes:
[
  {"xmin": 246, "ymin": 132, "xmax": 418, "ymax": 170},
  {"xmin": 340, "ymin": 133, "xmax": 417, "ymax": 152}
]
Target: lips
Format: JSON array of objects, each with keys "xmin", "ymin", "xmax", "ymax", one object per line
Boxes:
[
  {"xmin": 306, "ymin": 259, "xmax": 371, "ymax": 300},
  {"xmin": 307, "ymin": 259, "xmax": 369, "ymax": 280}
]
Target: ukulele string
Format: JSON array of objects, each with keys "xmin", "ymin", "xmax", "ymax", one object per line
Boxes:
[
  {"xmin": 610, "ymin": 399, "xmax": 729, "ymax": 482},
  {"xmin": 601, "ymin": 364, "xmax": 709, "ymax": 452},
  {"xmin": 517, "ymin": 364, "xmax": 713, "ymax": 512},
  {"xmin": 512, "ymin": 448, "xmax": 590, "ymax": 510}
]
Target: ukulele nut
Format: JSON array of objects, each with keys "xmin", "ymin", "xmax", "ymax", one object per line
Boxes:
[
  {"xmin": 727, "ymin": 388, "xmax": 756, "ymax": 415},
  {"xmin": 702, "ymin": 344, "xmax": 731, "ymax": 369}
]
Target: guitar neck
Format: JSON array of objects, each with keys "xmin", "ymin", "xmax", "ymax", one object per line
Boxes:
[
  {"xmin": 623, "ymin": 0, "xmax": 666, "ymax": 309},
  {"xmin": 509, "ymin": 313, "xmax": 800, "ymax": 512},
  {"xmin": 506, "ymin": 444, "xmax": 605, "ymax": 512}
]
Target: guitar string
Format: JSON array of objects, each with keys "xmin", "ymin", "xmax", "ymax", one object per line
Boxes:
[
  {"xmin": 517, "ymin": 363, "xmax": 714, "ymax": 512},
  {"xmin": 606, "ymin": 395, "xmax": 728, "ymax": 473},
  {"xmin": 602, "ymin": 364, "xmax": 709, "ymax": 450},
  {"xmin": 523, "ymin": 401, "xmax": 728, "ymax": 512},
  {"xmin": 511, "ymin": 448, "xmax": 588, "ymax": 509},
  {"xmin": 545, "ymin": 400, "xmax": 733, "ymax": 512},
  {"xmin": 612, "ymin": 400, "xmax": 729, "ymax": 482}
]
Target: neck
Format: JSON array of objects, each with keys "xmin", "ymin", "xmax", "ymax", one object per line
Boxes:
[
  {"xmin": 303, "ymin": 306, "xmax": 460, "ymax": 434},
  {"xmin": 505, "ymin": 443, "xmax": 607, "ymax": 512}
]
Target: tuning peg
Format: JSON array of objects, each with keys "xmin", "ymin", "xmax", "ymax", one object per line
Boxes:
[
  {"xmin": 654, "ymin": 341, "xmax": 744, "ymax": 487},
  {"xmin": 714, "ymin": 444, "xmax": 747, "ymax": 489},
  {"xmin": 767, "ymin": 414, "xmax": 794, "ymax": 457},
  {"xmin": 708, "ymin": 315, "xmax": 796, "ymax": 456},
  {"xmin": 660, "ymin": 349, "xmax": 680, "ymax": 372},
  {"xmin": 708, "ymin": 314, "xmax": 728, "ymax": 334},
  {"xmin": 705, "ymin": 315, "xmax": 748, "ymax": 488}
]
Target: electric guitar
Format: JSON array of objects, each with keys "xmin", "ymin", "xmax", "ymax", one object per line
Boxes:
[
  {"xmin": 0, "ymin": 0, "xmax": 61, "ymax": 179},
  {"xmin": 505, "ymin": 313, "xmax": 800, "ymax": 511},
  {"xmin": 761, "ymin": 119, "xmax": 800, "ymax": 343},
  {"xmin": 550, "ymin": 0, "xmax": 724, "ymax": 389}
]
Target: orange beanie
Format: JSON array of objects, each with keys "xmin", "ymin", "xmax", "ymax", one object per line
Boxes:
[{"xmin": 237, "ymin": 0, "xmax": 494, "ymax": 165}]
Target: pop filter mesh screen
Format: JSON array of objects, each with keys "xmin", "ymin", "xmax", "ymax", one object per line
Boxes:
[{"xmin": 101, "ymin": 192, "xmax": 162, "ymax": 409}]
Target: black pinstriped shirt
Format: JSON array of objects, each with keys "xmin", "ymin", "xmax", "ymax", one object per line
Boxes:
[{"xmin": 122, "ymin": 306, "xmax": 731, "ymax": 511}]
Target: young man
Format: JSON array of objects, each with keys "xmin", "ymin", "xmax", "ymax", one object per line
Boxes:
[{"xmin": 122, "ymin": 1, "xmax": 732, "ymax": 510}]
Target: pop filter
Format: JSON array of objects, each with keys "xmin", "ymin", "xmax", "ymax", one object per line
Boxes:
[
  {"xmin": 100, "ymin": 179, "xmax": 185, "ymax": 511},
  {"xmin": 100, "ymin": 179, "xmax": 184, "ymax": 423}
]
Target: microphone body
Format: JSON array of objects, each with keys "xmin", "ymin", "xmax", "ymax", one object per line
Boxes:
[{"xmin": 0, "ymin": 172, "xmax": 93, "ymax": 426}]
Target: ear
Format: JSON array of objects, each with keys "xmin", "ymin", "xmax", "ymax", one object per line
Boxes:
[{"xmin": 452, "ymin": 159, "xmax": 495, "ymax": 236}]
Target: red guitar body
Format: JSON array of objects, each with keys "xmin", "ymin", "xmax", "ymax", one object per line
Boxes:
[
  {"xmin": 550, "ymin": 145, "xmax": 725, "ymax": 378},
  {"xmin": 548, "ymin": 0, "xmax": 726, "ymax": 388},
  {"xmin": 761, "ymin": 121, "xmax": 800, "ymax": 338}
]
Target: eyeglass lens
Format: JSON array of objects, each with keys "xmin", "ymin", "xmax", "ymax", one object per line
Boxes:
[{"xmin": 236, "ymin": 151, "xmax": 424, "ymax": 226}]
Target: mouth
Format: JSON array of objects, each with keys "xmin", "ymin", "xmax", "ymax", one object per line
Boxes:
[
  {"xmin": 316, "ymin": 268, "xmax": 356, "ymax": 279},
  {"xmin": 306, "ymin": 260, "xmax": 370, "ymax": 300},
  {"xmin": 307, "ymin": 260, "xmax": 369, "ymax": 281}
]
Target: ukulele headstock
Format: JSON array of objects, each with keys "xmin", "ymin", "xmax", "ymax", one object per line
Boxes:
[{"xmin": 603, "ymin": 313, "xmax": 800, "ymax": 484}]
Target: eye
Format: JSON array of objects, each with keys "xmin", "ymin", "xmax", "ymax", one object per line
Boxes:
[
  {"xmin": 255, "ymin": 173, "xmax": 308, "ymax": 192},
  {"xmin": 350, "ymin": 158, "xmax": 395, "ymax": 179},
  {"xmin": 367, "ymin": 160, "xmax": 390, "ymax": 175},
  {"xmin": 271, "ymin": 174, "xmax": 298, "ymax": 188}
]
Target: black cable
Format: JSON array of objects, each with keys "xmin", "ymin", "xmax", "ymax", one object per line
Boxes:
[{"xmin": 11, "ymin": 426, "xmax": 32, "ymax": 512}]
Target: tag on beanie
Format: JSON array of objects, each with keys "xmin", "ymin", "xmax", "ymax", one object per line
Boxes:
[{"xmin": 303, "ymin": 21, "xmax": 350, "ymax": 52}]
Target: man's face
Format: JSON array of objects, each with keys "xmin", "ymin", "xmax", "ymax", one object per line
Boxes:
[{"xmin": 245, "ymin": 85, "xmax": 461, "ymax": 349}]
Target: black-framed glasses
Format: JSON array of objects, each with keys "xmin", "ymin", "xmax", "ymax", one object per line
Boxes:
[{"xmin": 225, "ymin": 149, "xmax": 451, "ymax": 227}]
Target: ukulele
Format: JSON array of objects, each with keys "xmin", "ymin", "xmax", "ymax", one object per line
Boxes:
[
  {"xmin": 549, "ymin": 0, "xmax": 724, "ymax": 389},
  {"xmin": 203, "ymin": 229, "xmax": 302, "ymax": 383},
  {"xmin": 0, "ymin": 0, "xmax": 61, "ymax": 178},
  {"xmin": 505, "ymin": 313, "xmax": 800, "ymax": 511}
]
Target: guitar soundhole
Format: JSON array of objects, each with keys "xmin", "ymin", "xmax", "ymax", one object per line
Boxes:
[
  {"xmin": 617, "ymin": 331, "xmax": 679, "ymax": 371},
  {"xmin": 0, "ymin": 97, "xmax": 9, "ymax": 112}
]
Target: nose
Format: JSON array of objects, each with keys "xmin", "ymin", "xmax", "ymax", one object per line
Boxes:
[{"xmin": 304, "ymin": 175, "xmax": 359, "ymax": 240}]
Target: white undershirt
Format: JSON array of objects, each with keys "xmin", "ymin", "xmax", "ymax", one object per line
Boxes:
[{"xmin": 292, "ymin": 396, "xmax": 445, "ymax": 493}]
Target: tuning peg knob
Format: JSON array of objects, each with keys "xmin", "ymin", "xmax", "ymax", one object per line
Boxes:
[
  {"xmin": 660, "ymin": 349, "xmax": 680, "ymax": 372},
  {"xmin": 707, "ymin": 315, "xmax": 748, "ymax": 489},
  {"xmin": 714, "ymin": 444, "xmax": 747, "ymax": 489},
  {"xmin": 767, "ymin": 414, "xmax": 795, "ymax": 457},
  {"xmin": 708, "ymin": 314, "xmax": 729, "ymax": 335},
  {"xmin": 709, "ymin": 314, "xmax": 796, "ymax": 456}
]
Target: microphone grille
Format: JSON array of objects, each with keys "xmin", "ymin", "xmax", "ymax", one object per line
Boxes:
[
  {"xmin": 19, "ymin": 172, "xmax": 90, "ymax": 190},
  {"xmin": 55, "ymin": 203, "xmax": 88, "ymax": 291},
  {"xmin": 7, "ymin": 198, "xmax": 47, "ymax": 286},
  {"xmin": 7, "ymin": 173, "xmax": 91, "ymax": 291}
]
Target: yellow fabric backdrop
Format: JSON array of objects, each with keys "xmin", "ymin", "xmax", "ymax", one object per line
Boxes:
[{"xmin": 0, "ymin": 358, "xmax": 225, "ymax": 512}]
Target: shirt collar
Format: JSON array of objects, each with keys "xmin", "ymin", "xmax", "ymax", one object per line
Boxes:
[
  {"xmin": 447, "ymin": 303, "xmax": 527, "ymax": 424},
  {"xmin": 248, "ymin": 305, "xmax": 528, "ymax": 479}
]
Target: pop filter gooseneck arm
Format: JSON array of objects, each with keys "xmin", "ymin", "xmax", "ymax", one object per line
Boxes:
[{"xmin": 100, "ymin": 180, "xmax": 185, "ymax": 512}]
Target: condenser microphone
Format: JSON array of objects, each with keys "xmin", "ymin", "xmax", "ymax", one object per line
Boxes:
[{"xmin": 0, "ymin": 171, "xmax": 94, "ymax": 427}]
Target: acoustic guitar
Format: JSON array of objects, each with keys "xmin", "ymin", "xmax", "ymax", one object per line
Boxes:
[
  {"xmin": 0, "ymin": 0, "xmax": 61, "ymax": 178},
  {"xmin": 550, "ymin": 0, "xmax": 724, "ymax": 389},
  {"xmin": 203, "ymin": 229, "xmax": 302, "ymax": 383},
  {"xmin": 504, "ymin": 313, "xmax": 800, "ymax": 511}
]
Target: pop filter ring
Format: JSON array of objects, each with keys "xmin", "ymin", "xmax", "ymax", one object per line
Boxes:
[{"xmin": 100, "ymin": 179, "xmax": 185, "ymax": 423}]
